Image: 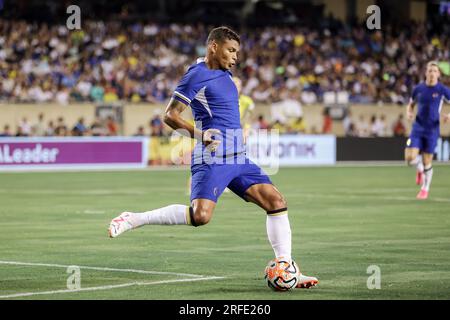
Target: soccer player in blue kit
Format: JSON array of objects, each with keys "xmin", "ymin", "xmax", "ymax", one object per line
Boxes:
[
  {"xmin": 108, "ymin": 27, "xmax": 318, "ymax": 288},
  {"xmin": 405, "ymin": 61, "xmax": 450, "ymax": 199}
]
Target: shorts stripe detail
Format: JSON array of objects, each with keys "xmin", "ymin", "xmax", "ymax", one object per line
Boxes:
[{"xmin": 267, "ymin": 207, "xmax": 288, "ymax": 216}]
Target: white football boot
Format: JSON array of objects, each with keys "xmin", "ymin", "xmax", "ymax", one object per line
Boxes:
[
  {"xmin": 296, "ymin": 273, "xmax": 319, "ymax": 288},
  {"xmin": 108, "ymin": 212, "xmax": 134, "ymax": 238}
]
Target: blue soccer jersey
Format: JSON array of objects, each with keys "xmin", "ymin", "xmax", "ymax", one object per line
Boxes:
[
  {"xmin": 410, "ymin": 82, "xmax": 450, "ymax": 134},
  {"xmin": 172, "ymin": 58, "xmax": 272, "ymax": 203},
  {"xmin": 408, "ymin": 82, "xmax": 450, "ymax": 153},
  {"xmin": 172, "ymin": 58, "xmax": 244, "ymax": 162}
]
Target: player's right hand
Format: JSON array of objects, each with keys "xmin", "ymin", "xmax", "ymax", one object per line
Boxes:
[
  {"xmin": 406, "ymin": 109, "xmax": 415, "ymax": 121},
  {"xmin": 202, "ymin": 128, "xmax": 222, "ymax": 152}
]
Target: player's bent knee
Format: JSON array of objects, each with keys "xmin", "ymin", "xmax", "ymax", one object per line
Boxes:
[
  {"xmin": 267, "ymin": 195, "xmax": 287, "ymax": 212},
  {"xmin": 405, "ymin": 154, "xmax": 416, "ymax": 165},
  {"xmin": 192, "ymin": 208, "xmax": 212, "ymax": 226},
  {"xmin": 404, "ymin": 152, "xmax": 413, "ymax": 162}
]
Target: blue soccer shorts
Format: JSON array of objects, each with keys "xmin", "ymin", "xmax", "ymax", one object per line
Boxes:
[
  {"xmin": 406, "ymin": 130, "xmax": 439, "ymax": 154},
  {"xmin": 190, "ymin": 158, "xmax": 272, "ymax": 203}
]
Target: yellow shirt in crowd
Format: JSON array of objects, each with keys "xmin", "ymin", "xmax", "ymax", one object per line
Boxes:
[{"xmin": 239, "ymin": 95, "xmax": 255, "ymax": 129}]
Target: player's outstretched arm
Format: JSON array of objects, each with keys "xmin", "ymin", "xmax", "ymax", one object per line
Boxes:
[
  {"xmin": 164, "ymin": 98, "xmax": 202, "ymax": 140},
  {"xmin": 164, "ymin": 98, "xmax": 221, "ymax": 151}
]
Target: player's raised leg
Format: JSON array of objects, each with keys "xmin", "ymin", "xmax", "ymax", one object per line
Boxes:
[
  {"xmin": 405, "ymin": 145, "xmax": 424, "ymax": 185},
  {"xmin": 417, "ymin": 153, "xmax": 434, "ymax": 200},
  {"xmin": 244, "ymin": 183, "xmax": 318, "ymax": 288},
  {"xmin": 108, "ymin": 199, "xmax": 215, "ymax": 238}
]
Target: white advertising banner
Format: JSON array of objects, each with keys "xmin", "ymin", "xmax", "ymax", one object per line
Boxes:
[{"xmin": 246, "ymin": 134, "xmax": 336, "ymax": 167}]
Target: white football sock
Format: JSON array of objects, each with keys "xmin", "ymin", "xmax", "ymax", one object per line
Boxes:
[
  {"xmin": 128, "ymin": 204, "xmax": 190, "ymax": 227},
  {"xmin": 416, "ymin": 156, "xmax": 424, "ymax": 173},
  {"xmin": 266, "ymin": 212, "xmax": 292, "ymax": 261},
  {"xmin": 408, "ymin": 154, "xmax": 422, "ymax": 170},
  {"xmin": 422, "ymin": 165, "xmax": 433, "ymax": 191}
]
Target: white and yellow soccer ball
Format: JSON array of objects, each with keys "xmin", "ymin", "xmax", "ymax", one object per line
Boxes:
[{"xmin": 264, "ymin": 257, "xmax": 299, "ymax": 291}]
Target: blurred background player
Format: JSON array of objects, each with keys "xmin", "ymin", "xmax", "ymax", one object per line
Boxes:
[
  {"xmin": 405, "ymin": 61, "xmax": 450, "ymax": 199},
  {"xmin": 232, "ymin": 76, "xmax": 255, "ymax": 143},
  {"xmin": 109, "ymin": 26, "xmax": 318, "ymax": 288}
]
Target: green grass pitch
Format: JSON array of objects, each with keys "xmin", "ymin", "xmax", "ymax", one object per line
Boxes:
[{"xmin": 0, "ymin": 165, "xmax": 449, "ymax": 300}]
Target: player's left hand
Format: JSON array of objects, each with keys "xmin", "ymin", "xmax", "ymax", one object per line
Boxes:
[
  {"xmin": 202, "ymin": 128, "xmax": 222, "ymax": 152},
  {"xmin": 406, "ymin": 109, "xmax": 415, "ymax": 121}
]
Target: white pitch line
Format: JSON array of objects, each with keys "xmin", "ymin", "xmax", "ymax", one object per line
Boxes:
[
  {"xmin": 0, "ymin": 276, "xmax": 225, "ymax": 299},
  {"xmin": 0, "ymin": 260, "xmax": 206, "ymax": 278}
]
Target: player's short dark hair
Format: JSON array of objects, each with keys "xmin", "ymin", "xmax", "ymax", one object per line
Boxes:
[
  {"xmin": 427, "ymin": 60, "xmax": 440, "ymax": 71},
  {"xmin": 206, "ymin": 26, "xmax": 240, "ymax": 45}
]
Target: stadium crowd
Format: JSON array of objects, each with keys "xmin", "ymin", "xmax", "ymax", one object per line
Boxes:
[
  {"xmin": 0, "ymin": 16, "xmax": 446, "ymax": 140},
  {"xmin": 0, "ymin": 110, "xmax": 408, "ymax": 138},
  {"xmin": 0, "ymin": 113, "xmax": 120, "ymax": 137},
  {"xmin": 0, "ymin": 18, "xmax": 449, "ymax": 106}
]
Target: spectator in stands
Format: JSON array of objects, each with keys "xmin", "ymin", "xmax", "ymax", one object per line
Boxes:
[
  {"xmin": 32, "ymin": 113, "xmax": 46, "ymax": 137},
  {"xmin": 0, "ymin": 19, "xmax": 447, "ymax": 105},
  {"xmin": 300, "ymin": 89, "xmax": 318, "ymax": 105},
  {"xmin": 378, "ymin": 115, "xmax": 387, "ymax": 137},
  {"xmin": 270, "ymin": 88, "xmax": 303, "ymax": 126},
  {"xmin": 346, "ymin": 123, "xmax": 358, "ymax": 137},
  {"xmin": 0, "ymin": 125, "xmax": 12, "ymax": 137},
  {"xmin": 321, "ymin": 108, "xmax": 332, "ymax": 134},
  {"xmin": 392, "ymin": 114, "xmax": 407, "ymax": 137},
  {"xmin": 106, "ymin": 116, "xmax": 119, "ymax": 136},
  {"xmin": 15, "ymin": 126, "xmax": 27, "ymax": 137},
  {"xmin": 18, "ymin": 117, "xmax": 32, "ymax": 137},
  {"xmin": 90, "ymin": 117, "xmax": 107, "ymax": 136},
  {"xmin": 288, "ymin": 116, "xmax": 307, "ymax": 134},
  {"xmin": 252, "ymin": 115, "xmax": 270, "ymax": 130},
  {"xmin": 370, "ymin": 115, "xmax": 380, "ymax": 137},
  {"xmin": 46, "ymin": 121, "xmax": 55, "ymax": 136},
  {"xmin": 54, "ymin": 117, "xmax": 68, "ymax": 136},
  {"xmin": 134, "ymin": 126, "xmax": 146, "ymax": 136},
  {"xmin": 342, "ymin": 110, "xmax": 353, "ymax": 136},
  {"xmin": 355, "ymin": 115, "xmax": 370, "ymax": 137},
  {"xmin": 370, "ymin": 114, "xmax": 387, "ymax": 137},
  {"xmin": 104, "ymin": 85, "xmax": 120, "ymax": 103},
  {"xmin": 90, "ymin": 82, "xmax": 105, "ymax": 102},
  {"xmin": 271, "ymin": 120, "xmax": 287, "ymax": 134},
  {"xmin": 55, "ymin": 86, "xmax": 71, "ymax": 106},
  {"xmin": 149, "ymin": 114, "xmax": 164, "ymax": 137},
  {"xmin": 72, "ymin": 118, "xmax": 88, "ymax": 136}
]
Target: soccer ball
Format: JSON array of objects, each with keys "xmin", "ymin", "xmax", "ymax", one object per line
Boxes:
[{"xmin": 264, "ymin": 257, "xmax": 299, "ymax": 291}]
